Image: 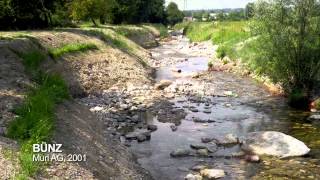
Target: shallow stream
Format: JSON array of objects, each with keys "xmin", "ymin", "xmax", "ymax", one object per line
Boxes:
[{"xmin": 130, "ymin": 37, "xmax": 320, "ymax": 179}]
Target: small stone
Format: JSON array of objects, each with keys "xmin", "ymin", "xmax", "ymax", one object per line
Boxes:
[
  {"xmin": 193, "ymin": 118, "xmax": 207, "ymax": 123},
  {"xmin": 203, "ymin": 109, "xmax": 212, "ymax": 114},
  {"xmin": 244, "ymin": 155, "xmax": 260, "ymax": 162},
  {"xmin": 130, "ymin": 106, "xmax": 138, "ymax": 111},
  {"xmin": 155, "ymin": 80, "xmax": 173, "ymax": 90},
  {"xmin": 207, "ymin": 119, "xmax": 215, "ymax": 123},
  {"xmin": 147, "ymin": 124, "xmax": 158, "ymax": 132},
  {"xmin": 197, "ymin": 149, "xmax": 209, "ymax": 157},
  {"xmin": 120, "ymin": 104, "xmax": 129, "ymax": 110},
  {"xmin": 190, "ymin": 108, "xmax": 199, "ymax": 112},
  {"xmin": 217, "ymin": 134, "xmax": 239, "ymax": 145},
  {"xmin": 170, "ymin": 149, "xmax": 191, "ymax": 157},
  {"xmin": 191, "ymin": 165, "xmax": 207, "ymax": 172},
  {"xmin": 137, "ymin": 134, "xmax": 147, "ymax": 142},
  {"xmin": 201, "ymin": 137, "xmax": 212, "ymax": 143},
  {"xmin": 0, "ymin": 127, "xmax": 6, "ymax": 136},
  {"xmin": 224, "ymin": 91, "xmax": 233, "ymax": 96},
  {"xmin": 170, "ymin": 125, "xmax": 178, "ymax": 132},
  {"xmin": 90, "ymin": 106, "xmax": 104, "ymax": 112},
  {"xmin": 200, "ymin": 169, "xmax": 225, "ymax": 179},
  {"xmin": 190, "ymin": 144, "xmax": 207, "ymax": 150},
  {"xmin": 185, "ymin": 174, "xmax": 202, "ymax": 180},
  {"xmin": 185, "ymin": 174, "xmax": 203, "ymax": 180},
  {"xmin": 309, "ymin": 114, "xmax": 320, "ymax": 120}
]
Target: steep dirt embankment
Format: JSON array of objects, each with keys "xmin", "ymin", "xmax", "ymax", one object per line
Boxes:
[{"xmin": 0, "ymin": 26, "xmax": 158, "ymax": 179}]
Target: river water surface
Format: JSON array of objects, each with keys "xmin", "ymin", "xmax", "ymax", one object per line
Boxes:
[{"xmin": 130, "ymin": 37, "xmax": 320, "ymax": 179}]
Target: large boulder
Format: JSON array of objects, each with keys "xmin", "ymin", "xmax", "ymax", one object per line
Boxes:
[{"xmin": 241, "ymin": 131, "xmax": 310, "ymax": 158}]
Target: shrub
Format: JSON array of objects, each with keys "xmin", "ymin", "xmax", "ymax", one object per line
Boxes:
[
  {"xmin": 217, "ymin": 45, "xmax": 227, "ymax": 59},
  {"xmin": 254, "ymin": 0, "xmax": 320, "ymax": 103}
]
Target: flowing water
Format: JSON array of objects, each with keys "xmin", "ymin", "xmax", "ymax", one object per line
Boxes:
[{"xmin": 130, "ymin": 37, "xmax": 320, "ymax": 179}]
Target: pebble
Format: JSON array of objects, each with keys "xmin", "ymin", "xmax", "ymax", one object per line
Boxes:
[
  {"xmin": 201, "ymin": 137, "xmax": 212, "ymax": 143},
  {"xmin": 185, "ymin": 174, "xmax": 203, "ymax": 180},
  {"xmin": 197, "ymin": 149, "xmax": 209, "ymax": 157},
  {"xmin": 190, "ymin": 144, "xmax": 207, "ymax": 150},
  {"xmin": 90, "ymin": 106, "xmax": 104, "ymax": 112},
  {"xmin": 137, "ymin": 134, "xmax": 147, "ymax": 142},
  {"xmin": 244, "ymin": 155, "xmax": 260, "ymax": 162},
  {"xmin": 200, "ymin": 169, "xmax": 225, "ymax": 179},
  {"xmin": 190, "ymin": 108, "xmax": 199, "ymax": 112},
  {"xmin": 170, "ymin": 149, "xmax": 191, "ymax": 157},
  {"xmin": 170, "ymin": 125, "xmax": 178, "ymax": 132},
  {"xmin": 191, "ymin": 165, "xmax": 207, "ymax": 172},
  {"xmin": 147, "ymin": 124, "xmax": 158, "ymax": 132}
]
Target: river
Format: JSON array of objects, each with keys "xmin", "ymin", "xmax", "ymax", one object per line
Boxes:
[{"xmin": 129, "ymin": 35, "xmax": 320, "ymax": 179}]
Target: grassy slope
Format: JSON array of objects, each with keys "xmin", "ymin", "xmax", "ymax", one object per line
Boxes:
[
  {"xmin": 175, "ymin": 21, "xmax": 258, "ymax": 70},
  {"xmin": 8, "ymin": 50, "xmax": 70, "ymax": 179}
]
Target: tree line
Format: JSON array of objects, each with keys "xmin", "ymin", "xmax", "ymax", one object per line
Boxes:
[{"xmin": 0, "ymin": 0, "xmax": 184, "ymax": 29}]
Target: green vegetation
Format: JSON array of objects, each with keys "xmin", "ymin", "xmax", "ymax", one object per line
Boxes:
[
  {"xmin": 86, "ymin": 29, "xmax": 132, "ymax": 51},
  {"xmin": 315, "ymin": 99, "xmax": 320, "ymax": 110},
  {"xmin": 211, "ymin": 21, "xmax": 250, "ymax": 59},
  {"xmin": 182, "ymin": 0, "xmax": 320, "ymax": 109},
  {"xmin": 48, "ymin": 43, "xmax": 98, "ymax": 59},
  {"xmin": 176, "ymin": 21, "xmax": 250, "ymax": 51},
  {"xmin": 7, "ymin": 50, "xmax": 70, "ymax": 178},
  {"xmin": 183, "ymin": 22, "xmax": 216, "ymax": 42},
  {"xmin": 147, "ymin": 24, "xmax": 169, "ymax": 38},
  {"xmin": 253, "ymin": 0, "xmax": 320, "ymax": 107},
  {"xmin": 1, "ymin": 0, "xmax": 174, "ymax": 29},
  {"xmin": 166, "ymin": 2, "xmax": 184, "ymax": 25}
]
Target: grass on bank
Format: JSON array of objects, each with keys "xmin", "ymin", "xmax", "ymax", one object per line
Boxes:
[
  {"xmin": 85, "ymin": 29, "xmax": 133, "ymax": 52},
  {"xmin": 211, "ymin": 21, "xmax": 250, "ymax": 59},
  {"xmin": 48, "ymin": 43, "xmax": 98, "ymax": 59},
  {"xmin": 176, "ymin": 21, "xmax": 266, "ymax": 77},
  {"xmin": 175, "ymin": 21, "xmax": 256, "ymax": 64},
  {"xmin": 144, "ymin": 24, "xmax": 168, "ymax": 39},
  {"xmin": 7, "ymin": 50, "xmax": 70, "ymax": 178}
]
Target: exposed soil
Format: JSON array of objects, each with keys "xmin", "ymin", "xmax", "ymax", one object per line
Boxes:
[{"xmin": 0, "ymin": 27, "xmax": 157, "ymax": 179}]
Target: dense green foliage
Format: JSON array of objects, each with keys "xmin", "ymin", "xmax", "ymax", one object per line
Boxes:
[
  {"xmin": 253, "ymin": 0, "xmax": 320, "ymax": 106},
  {"xmin": 181, "ymin": 0, "xmax": 320, "ymax": 108},
  {"xmin": 245, "ymin": 3, "xmax": 255, "ymax": 19},
  {"xmin": 8, "ymin": 50, "xmax": 70, "ymax": 177},
  {"xmin": 48, "ymin": 43, "xmax": 98, "ymax": 59},
  {"xmin": 166, "ymin": 2, "xmax": 184, "ymax": 25},
  {"xmin": 0, "ymin": 0, "xmax": 174, "ymax": 29},
  {"xmin": 0, "ymin": 0, "xmax": 58, "ymax": 29}
]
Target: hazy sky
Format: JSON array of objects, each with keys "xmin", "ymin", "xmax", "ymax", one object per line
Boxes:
[{"xmin": 166, "ymin": 0, "xmax": 256, "ymax": 10}]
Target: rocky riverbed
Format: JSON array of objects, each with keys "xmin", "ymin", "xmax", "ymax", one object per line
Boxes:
[{"xmin": 79, "ymin": 35, "xmax": 320, "ymax": 179}]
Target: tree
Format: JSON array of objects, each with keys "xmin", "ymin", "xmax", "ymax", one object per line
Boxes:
[
  {"xmin": 148, "ymin": 0, "xmax": 166, "ymax": 23},
  {"xmin": 166, "ymin": 2, "xmax": 184, "ymax": 25},
  {"xmin": 254, "ymin": 0, "xmax": 320, "ymax": 108},
  {"xmin": 245, "ymin": 2, "xmax": 255, "ymax": 19},
  {"xmin": 70, "ymin": 0, "xmax": 107, "ymax": 26},
  {"xmin": 0, "ymin": 0, "xmax": 56, "ymax": 29}
]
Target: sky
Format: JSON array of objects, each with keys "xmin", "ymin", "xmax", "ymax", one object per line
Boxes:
[{"xmin": 166, "ymin": 0, "xmax": 256, "ymax": 10}]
